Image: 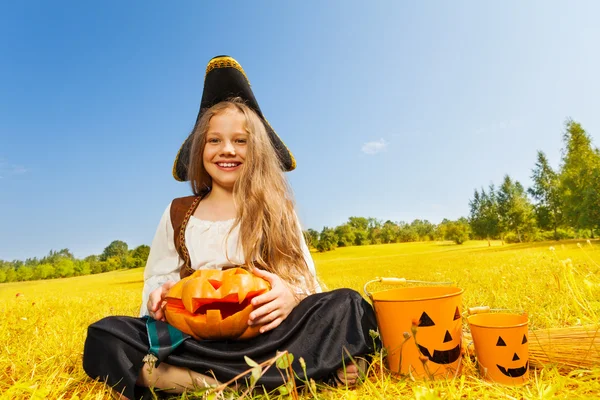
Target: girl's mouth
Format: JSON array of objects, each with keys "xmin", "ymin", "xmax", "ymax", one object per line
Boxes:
[{"xmin": 216, "ymin": 162, "xmax": 242, "ymax": 170}]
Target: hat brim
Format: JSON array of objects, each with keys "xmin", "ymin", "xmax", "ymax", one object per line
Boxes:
[{"xmin": 173, "ymin": 56, "xmax": 296, "ymax": 182}]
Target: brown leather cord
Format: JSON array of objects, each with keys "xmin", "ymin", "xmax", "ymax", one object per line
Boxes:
[{"xmin": 170, "ymin": 194, "xmax": 204, "ymax": 279}]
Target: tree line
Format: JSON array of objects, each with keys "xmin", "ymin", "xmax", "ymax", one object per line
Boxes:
[
  {"xmin": 2, "ymin": 119, "xmax": 598, "ymax": 282},
  {"xmin": 0, "ymin": 241, "xmax": 149, "ymax": 284},
  {"xmin": 306, "ymin": 119, "xmax": 599, "ymax": 251},
  {"xmin": 303, "ymin": 217, "xmax": 471, "ymax": 252},
  {"xmin": 469, "ymin": 119, "xmax": 599, "ymax": 243}
]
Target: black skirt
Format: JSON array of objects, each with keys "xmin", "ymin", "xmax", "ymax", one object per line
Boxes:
[{"xmin": 83, "ymin": 289, "xmax": 379, "ymax": 399}]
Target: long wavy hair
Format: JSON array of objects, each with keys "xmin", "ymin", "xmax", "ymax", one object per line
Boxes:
[{"xmin": 187, "ymin": 98, "xmax": 316, "ymax": 294}]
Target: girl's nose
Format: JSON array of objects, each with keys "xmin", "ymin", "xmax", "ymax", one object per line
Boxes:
[{"xmin": 221, "ymin": 140, "xmax": 236, "ymax": 155}]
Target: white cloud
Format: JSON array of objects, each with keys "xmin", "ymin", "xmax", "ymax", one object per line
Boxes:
[
  {"xmin": 11, "ymin": 165, "xmax": 27, "ymax": 174},
  {"xmin": 361, "ymin": 139, "xmax": 388, "ymax": 155},
  {"xmin": 0, "ymin": 157, "xmax": 27, "ymax": 178}
]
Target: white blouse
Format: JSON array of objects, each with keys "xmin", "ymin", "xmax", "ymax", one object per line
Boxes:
[{"xmin": 139, "ymin": 202, "xmax": 319, "ymax": 316}]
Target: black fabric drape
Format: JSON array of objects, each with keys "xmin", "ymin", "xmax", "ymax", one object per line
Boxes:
[{"xmin": 83, "ymin": 289, "xmax": 379, "ymax": 399}]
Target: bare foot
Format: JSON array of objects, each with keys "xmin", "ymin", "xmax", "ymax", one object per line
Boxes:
[{"xmin": 336, "ymin": 359, "xmax": 366, "ymax": 387}]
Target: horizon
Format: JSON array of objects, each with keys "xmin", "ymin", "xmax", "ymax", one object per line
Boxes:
[{"xmin": 2, "ymin": 2, "xmax": 600, "ymax": 260}]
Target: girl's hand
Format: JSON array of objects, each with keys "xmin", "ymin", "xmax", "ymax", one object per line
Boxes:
[
  {"xmin": 248, "ymin": 268, "xmax": 299, "ymax": 333},
  {"xmin": 147, "ymin": 281, "xmax": 176, "ymax": 321}
]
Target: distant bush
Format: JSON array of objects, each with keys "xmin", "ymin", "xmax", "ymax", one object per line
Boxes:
[
  {"xmin": 504, "ymin": 232, "xmax": 520, "ymax": 243},
  {"xmin": 536, "ymin": 228, "xmax": 577, "ymax": 241}
]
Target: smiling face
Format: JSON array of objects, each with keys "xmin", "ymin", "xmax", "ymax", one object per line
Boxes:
[
  {"xmin": 372, "ymin": 286, "xmax": 464, "ymax": 379},
  {"xmin": 202, "ymin": 109, "xmax": 248, "ymax": 192},
  {"xmin": 468, "ymin": 313, "xmax": 529, "ymax": 385},
  {"xmin": 416, "ymin": 307, "xmax": 462, "ymax": 365},
  {"xmin": 494, "ymin": 333, "xmax": 529, "ymax": 378}
]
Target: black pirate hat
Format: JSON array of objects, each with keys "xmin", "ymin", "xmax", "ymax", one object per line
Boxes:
[{"xmin": 172, "ymin": 55, "xmax": 296, "ymax": 181}]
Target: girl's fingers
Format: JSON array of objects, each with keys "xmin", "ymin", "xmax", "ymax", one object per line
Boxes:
[
  {"xmin": 259, "ymin": 317, "xmax": 283, "ymax": 333},
  {"xmin": 249, "ymin": 300, "xmax": 279, "ymax": 323},
  {"xmin": 149, "ymin": 294, "xmax": 161, "ymax": 311},
  {"xmin": 251, "ymin": 267, "xmax": 278, "ymax": 283},
  {"xmin": 252, "ymin": 310, "xmax": 280, "ymax": 326},
  {"xmin": 251, "ymin": 289, "xmax": 277, "ymax": 307},
  {"xmin": 148, "ymin": 281, "xmax": 175, "ymax": 317}
]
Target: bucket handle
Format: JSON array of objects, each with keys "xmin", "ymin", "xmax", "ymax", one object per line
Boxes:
[
  {"xmin": 467, "ymin": 306, "xmax": 527, "ymax": 317},
  {"xmin": 467, "ymin": 306, "xmax": 491, "ymax": 315},
  {"xmin": 363, "ymin": 277, "xmax": 453, "ymax": 299}
]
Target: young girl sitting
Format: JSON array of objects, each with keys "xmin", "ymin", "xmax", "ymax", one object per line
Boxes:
[{"xmin": 83, "ymin": 56, "xmax": 378, "ymax": 399}]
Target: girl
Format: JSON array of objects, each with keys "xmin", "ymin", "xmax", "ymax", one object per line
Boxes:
[{"xmin": 83, "ymin": 57, "xmax": 378, "ymax": 399}]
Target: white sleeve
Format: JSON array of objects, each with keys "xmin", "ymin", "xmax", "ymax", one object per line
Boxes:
[
  {"xmin": 300, "ymin": 229, "xmax": 322, "ymax": 293},
  {"xmin": 295, "ymin": 212, "xmax": 322, "ymax": 294},
  {"xmin": 139, "ymin": 203, "xmax": 183, "ymax": 317}
]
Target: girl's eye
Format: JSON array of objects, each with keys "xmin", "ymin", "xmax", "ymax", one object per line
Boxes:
[
  {"xmin": 207, "ymin": 138, "xmax": 220, "ymax": 144},
  {"xmin": 235, "ymin": 138, "xmax": 247, "ymax": 144}
]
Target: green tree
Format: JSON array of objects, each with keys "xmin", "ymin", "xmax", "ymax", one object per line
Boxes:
[
  {"xmin": 497, "ymin": 175, "xmax": 536, "ymax": 242},
  {"xmin": 560, "ymin": 120, "xmax": 600, "ymax": 237},
  {"xmin": 74, "ymin": 260, "xmax": 91, "ymax": 275},
  {"xmin": 469, "ymin": 185, "xmax": 500, "ymax": 244},
  {"xmin": 397, "ymin": 222, "xmax": 418, "ymax": 242},
  {"xmin": 366, "ymin": 218, "xmax": 382, "ymax": 244},
  {"xmin": 131, "ymin": 244, "xmax": 151, "ymax": 268},
  {"xmin": 348, "ymin": 217, "xmax": 369, "ymax": 231},
  {"xmin": 55, "ymin": 258, "xmax": 75, "ymax": 278},
  {"xmin": 353, "ymin": 230, "xmax": 370, "ymax": 246},
  {"xmin": 100, "ymin": 257, "xmax": 121, "ymax": 272},
  {"xmin": 316, "ymin": 227, "xmax": 337, "ymax": 252},
  {"xmin": 379, "ymin": 220, "xmax": 398, "ymax": 244},
  {"xmin": 101, "ymin": 240, "xmax": 129, "ymax": 261},
  {"xmin": 335, "ymin": 224, "xmax": 356, "ymax": 247},
  {"xmin": 410, "ymin": 219, "xmax": 435, "ymax": 241},
  {"xmin": 587, "ymin": 158, "xmax": 600, "ymax": 234},
  {"xmin": 443, "ymin": 218, "xmax": 471, "ymax": 244},
  {"xmin": 90, "ymin": 261, "xmax": 103, "ymax": 274},
  {"xmin": 5, "ymin": 268, "xmax": 17, "ymax": 282},
  {"xmin": 304, "ymin": 229, "xmax": 320, "ymax": 249},
  {"xmin": 33, "ymin": 263, "xmax": 56, "ymax": 280},
  {"xmin": 528, "ymin": 151, "xmax": 563, "ymax": 238},
  {"xmin": 16, "ymin": 265, "xmax": 34, "ymax": 281},
  {"xmin": 347, "ymin": 217, "xmax": 369, "ymax": 245}
]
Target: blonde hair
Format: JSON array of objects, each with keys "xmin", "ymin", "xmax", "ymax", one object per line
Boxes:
[{"xmin": 187, "ymin": 98, "xmax": 316, "ymax": 294}]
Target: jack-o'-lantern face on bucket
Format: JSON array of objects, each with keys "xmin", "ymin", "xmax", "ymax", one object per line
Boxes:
[
  {"xmin": 164, "ymin": 268, "xmax": 270, "ymax": 340},
  {"xmin": 416, "ymin": 306, "xmax": 462, "ymax": 364},
  {"xmin": 467, "ymin": 313, "xmax": 529, "ymax": 385},
  {"xmin": 370, "ymin": 286, "xmax": 464, "ymax": 379},
  {"xmin": 495, "ymin": 334, "xmax": 528, "ymax": 377}
]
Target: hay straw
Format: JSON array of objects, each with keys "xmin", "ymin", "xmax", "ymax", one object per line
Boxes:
[{"xmin": 464, "ymin": 325, "xmax": 600, "ymax": 371}]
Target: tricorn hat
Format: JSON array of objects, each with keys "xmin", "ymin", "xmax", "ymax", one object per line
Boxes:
[{"xmin": 172, "ymin": 55, "xmax": 296, "ymax": 181}]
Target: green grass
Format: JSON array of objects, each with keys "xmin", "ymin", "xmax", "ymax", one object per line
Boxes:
[{"xmin": 1, "ymin": 240, "xmax": 599, "ymax": 399}]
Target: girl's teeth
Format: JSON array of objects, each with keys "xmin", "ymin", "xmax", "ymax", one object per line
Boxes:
[{"xmin": 219, "ymin": 163, "xmax": 237, "ymax": 167}]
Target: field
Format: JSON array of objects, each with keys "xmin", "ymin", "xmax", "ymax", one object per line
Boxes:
[{"xmin": 1, "ymin": 240, "xmax": 599, "ymax": 399}]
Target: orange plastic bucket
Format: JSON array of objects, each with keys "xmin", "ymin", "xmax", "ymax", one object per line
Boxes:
[
  {"xmin": 468, "ymin": 312, "xmax": 529, "ymax": 385},
  {"xmin": 365, "ymin": 278, "xmax": 464, "ymax": 379}
]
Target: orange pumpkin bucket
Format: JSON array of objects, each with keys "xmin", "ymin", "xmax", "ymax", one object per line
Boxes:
[
  {"xmin": 364, "ymin": 278, "xmax": 464, "ymax": 379},
  {"xmin": 467, "ymin": 311, "xmax": 529, "ymax": 385}
]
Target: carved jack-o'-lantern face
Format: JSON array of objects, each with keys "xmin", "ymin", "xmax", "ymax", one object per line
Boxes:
[
  {"xmin": 164, "ymin": 268, "xmax": 270, "ymax": 340},
  {"xmin": 495, "ymin": 334, "xmax": 528, "ymax": 377},
  {"xmin": 416, "ymin": 306, "xmax": 462, "ymax": 365}
]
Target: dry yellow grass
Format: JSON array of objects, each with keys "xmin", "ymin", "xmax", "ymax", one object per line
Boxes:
[{"xmin": 1, "ymin": 239, "xmax": 599, "ymax": 399}]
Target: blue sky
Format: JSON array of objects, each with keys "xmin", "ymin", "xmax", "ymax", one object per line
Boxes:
[{"xmin": 1, "ymin": 1, "xmax": 599, "ymax": 260}]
